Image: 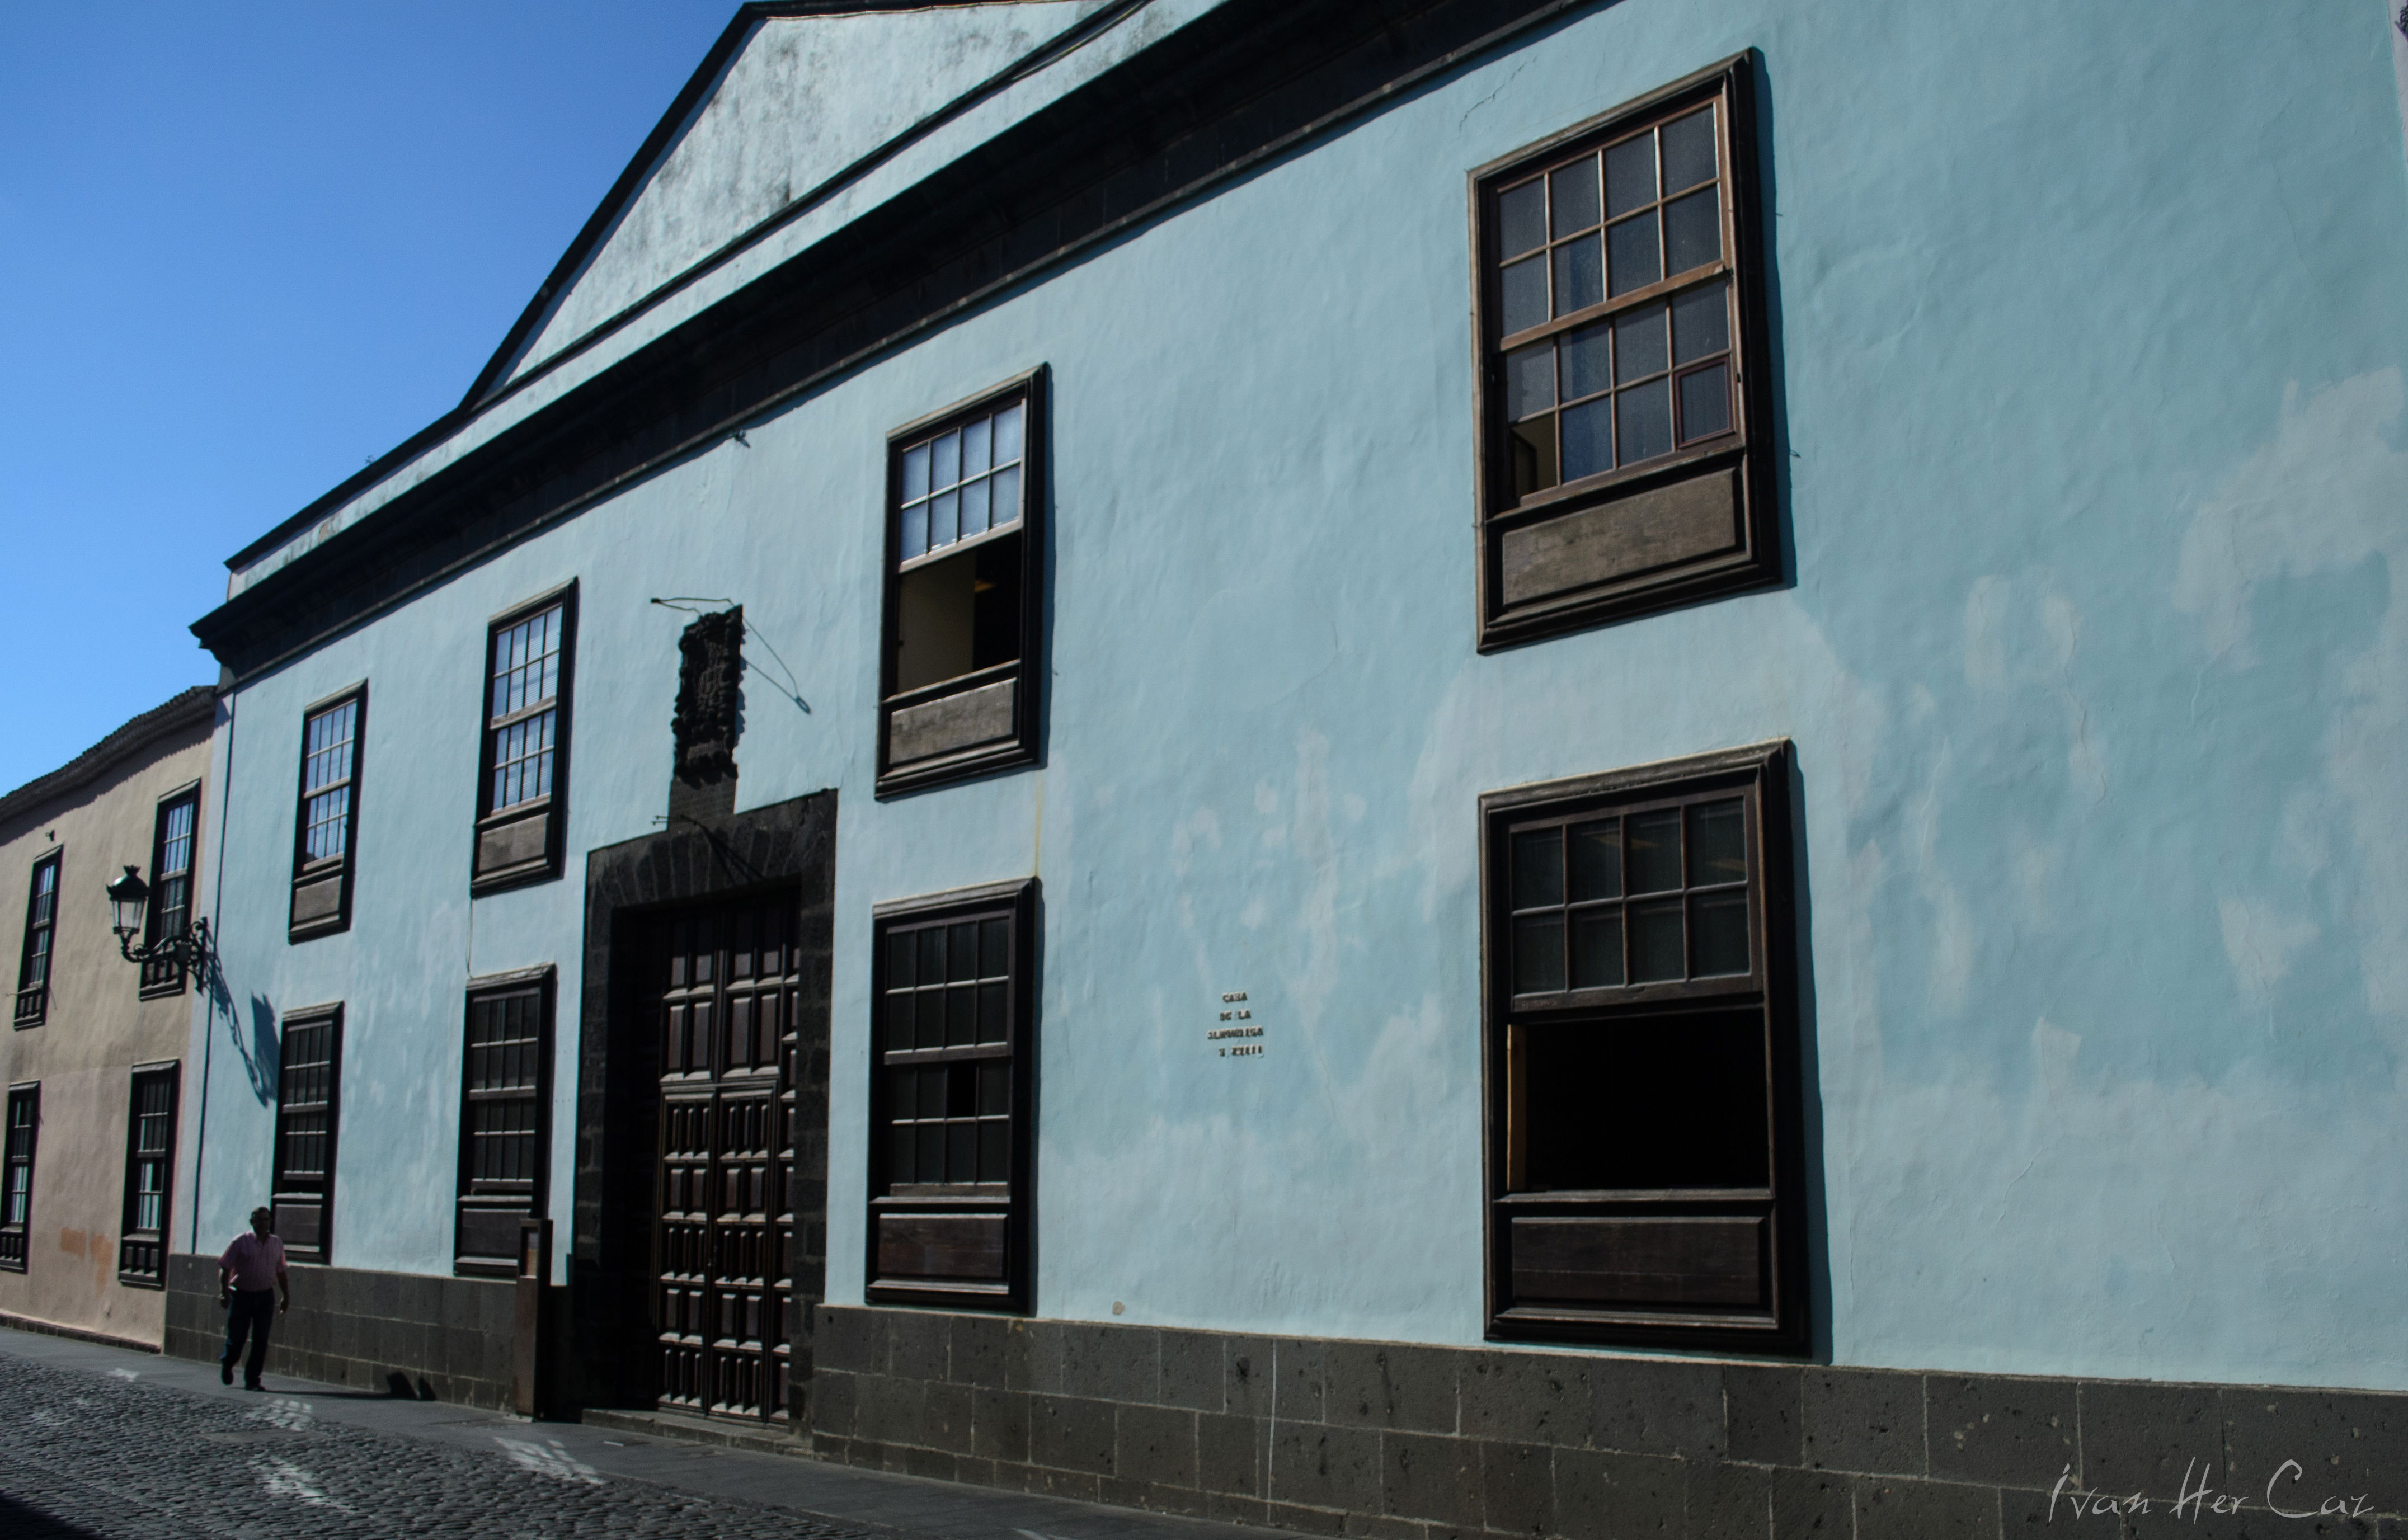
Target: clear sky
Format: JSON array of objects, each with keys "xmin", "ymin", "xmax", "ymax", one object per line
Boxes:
[{"xmin": 0, "ymin": 2, "xmax": 739, "ymax": 793}]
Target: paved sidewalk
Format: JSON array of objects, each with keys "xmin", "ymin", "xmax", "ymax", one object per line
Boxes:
[{"xmin": 0, "ymin": 1328, "xmax": 1292, "ymax": 1540}]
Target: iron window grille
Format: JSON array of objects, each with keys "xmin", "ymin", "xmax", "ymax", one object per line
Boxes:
[
  {"xmin": 866, "ymin": 878, "xmax": 1036, "ymax": 1310},
  {"xmin": 1470, "ymin": 54, "xmax": 1779, "ymax": 649},
  {"xmin": 1479, "ymin": 741, "xmax": 1805, "ymax": 1352},
  {"xmin": 1, "ymin": 1084, "xmax": 36, "ymax": 1271},
  {"xmin": 14, "ymin": 852, "xmax": 60, "ymax": 1027},
  {"xmin": 117, "ymin": 1066, "xmax": 178, "ymax": 1285},
  {"xmin": 289, "ymin": 687, "xmax": 366, "ymax": 941},
  {"xmin": 455, "ymin": 971, "xmax": 552, "ymax": 1278},
  {"xmin": 877, "ymin": 370, "xmax": 1046, "ymax": 797},
  {"xmin": 270, "ymin": 1005, "xmax": 342, "ymax": 1263}
]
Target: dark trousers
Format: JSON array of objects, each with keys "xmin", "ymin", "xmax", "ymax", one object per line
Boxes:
[{"xmin": 222, "ymin": 1289, "xmax": 276, "ymax": 1386}]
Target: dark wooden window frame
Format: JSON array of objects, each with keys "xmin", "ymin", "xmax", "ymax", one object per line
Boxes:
[
  {"xmin": 865, "ymin": 877, "xmax": 1037, "ymax": 1311},
  {"xmin": 875, "ymin": 368, "xmax": 1046, "ymax": 798},
  {"xmin": 117, "ymin": 1062, "xmax": 179, "ymax": 1287},
  {"xmin": 1469, "ymin": 53, "xmax": 1778, "ymax": 651},
  {"xmin": 471, "ymin": 582, "xmax": 577, "ymax": 894},
  {"xmin": 1, "ymin": 1082, "xmax": 35, "ymax": 1273},
  {"xmin": 1479, "ymin": 740, "xmax": 1804, "ymax": 1352},
  {"xmin": 270, "ymin": 1002, "xmax": 344, "ymax": 1264},
  {"xmin": 455, "ymin": 966, "xmax": 554, "ymax": 1278},
  {"xmin": 289, "ymin": 684, "xmax": 368, "ymax": 942},
  {"xmin": 140, "ymin": 784, "xmax": 203, "ymax": 999},
  {"xmin": 14, "ymin": 850, "xmax": 61, "ymax": 1028}
]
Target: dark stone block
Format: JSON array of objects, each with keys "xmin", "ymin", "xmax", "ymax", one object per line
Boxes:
[
  {"xmin": 949, "ymin": 1312, "xmax": 1016, "ymax": 1388},
  {"xmin": 1381, "ymin": 1430, "xmax": 1480, "ymax": 1527},
  {"xmin": 2222, "ymin": 1385, "xmax": 2408, "ymax": 1504},
  {"xmin": 1688, "ymin": 1459, "xmax": 1774, "ymax": 1540},
  {"xmin": 855, "ymin": 1373, "xmax": 928, "ymax": 1447},
  {"xmin": 1064, "ymin": 1321, "xmax": 1158, "ymax": 1404},
  {"xmin": 952, "ymin": 1455, "xmax": 998, "ymax": 1490},
  {"xmin": 1479, "ymin": 1440, "xmax": 1555, "ymax": 1537},
  {"xmin": 1725, "ymin": 1364, "xmax": 1802, "ymax": 1467},
  {"xmin": 1327, "ymin": 1341, "xmax": 1457, "ymax": 1434},
  {"xmin": 1803, "ymin": 1368, "xmax": 1925, "ymax": 1476},
  {"xmin": 924, "ymin": 1379, "xmax": 976, "ymax": 1456},
  {"xmin": 1033, "ymin": 1466, "xmax": 1103, "ymax": 1502},
  {"xmin": 1013, "ymin": 1320, "xmax": 1065, "ymax": 1395},
  {"xmin": 477, "ymin": 1281, "xmax": 514, "ymax": 1336},
  {"xmin": 1769, "ymin": 1468, "xmax": 1854, "ymax": 1536},
  {"xmin": 1462, "ymin": 1351, "xmax": 1592, "ymax": 1447},
  {"xmin": 1266, "ymin": 1500, "xmax": 1353, "ymax": 1537},
  {"xmin": 886, "ymin": 1311, "xmax": 950, "ymax": 1382},
  {"xmin": 972, "ymin": 1387, "xmax": 1032, "ymax": 1463},
  {"xmin": 1031, "ymin": 1394, "xmax": 1117, "ymax": 1476},
  {"xmin": 1277, "ymin": 1338, "xmax": 1329, "ymax": 1424},
  {"xmin": 1592, "ymin": 1355, "xmax": 1725, "ymax": 1459},
  {"xmin": 1853, "ymin": 1477, "xmax": 1998, "ymax": 1540},
  {"xmin": 1927, "ymin": 1376, "xmax": 2076, "ymax": 1488},
  {"xmin": 813, "ymin": 1369, "xmax": 858, "ymax": 1437},
  {"xmin": 1118, "ymin": 1405, "xmax": 1199, "ymax": 1489},
  {"xmin": 817, "ymin": 1306, "xmax": 878, "ymax": 1375},
  {"xmin": 1206, "ymin": 1491, "xmax": 1271, "ymax": 1528},
  {"xmin": 1227, "ymin": 1336, "xmax": 1274, "ymax": 1419},
  {"xmin": 1160, "ymin": 1330, "xmax": 1224, "ymax": 1413},
  {"xmin": 1339, "ymin": 1514, "xmax": 1423, "ymax": 1540},
  {"xmin": 397, "ymin": 1272, "xmax": 442, "ymax": 1326},
  {"xmin": 1554, "ymin": 1447, "xmax": 1685, "ymax": 1540},
  {"xmin": 1200, "ymin": 1413, "xmax": 1266, "ymax": 1497},
  {"xmin": 901, "ymin": 1444, "xmax": 957, "ymax": 1481},
  {"xmin": 1273, "ymin": 1421, "xmax": 1382, "ymax": 1512}
]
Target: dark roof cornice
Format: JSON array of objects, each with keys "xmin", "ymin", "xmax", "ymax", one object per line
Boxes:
[
  {"xmin": 0, "ymin": 686, "xmax": 217, "ymax": 828},
  {"xmin": 194, "ymin": 0, "xmax": 1583, "ymax": 680}
]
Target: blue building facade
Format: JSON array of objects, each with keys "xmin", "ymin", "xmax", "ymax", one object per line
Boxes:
[{"xmin": 174, "ymin": 2, "xmax": 2408, "ymax": 1532}]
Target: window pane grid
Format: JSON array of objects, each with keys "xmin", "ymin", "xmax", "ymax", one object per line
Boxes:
[
  {"xmin": 1494, "ymin": 102, "xmax": 1733, "ymax": 501},
  {"xmin": 21, "ymin": 858, "xmax": 59, "ymax": 996},
  {"xmin": 897, "ymin": 403, "xmax": 1027, "ymax": 562},
  {"xmin": 2, "ymin": 1092, "xmax": 33, "ymax": 1230},
  {"xmin": 300, "ymin": 702, "xmax": 358, "ymax": 862},
  {"xmin": 275, "ymin": 1023, "xmax": 335, "ymax": 1185},
  {"xmin": 1508, "ymin": 796, "xmax": 1751, "ymax": 994},
  {"xmin": 877, "ymin": 912, "xmax": 1014, "ymax": 1189},
  {"xmin": 465, "ymin": 992, "xmax": 543, "ymax": 1189},
  {"xmin": 488, "ymin": 606, "xmax": 563, "ymax": 814},
  {"xmin": 126, "ymin": 1072, "xmax": 174, "ymax": 1241}
]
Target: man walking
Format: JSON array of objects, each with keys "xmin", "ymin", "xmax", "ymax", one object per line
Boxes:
[{"xmin": 218, "ymin": 1205, "xmax": 290, "ymax": 1390}]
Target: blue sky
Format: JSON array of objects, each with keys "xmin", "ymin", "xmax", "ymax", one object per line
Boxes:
[{"xmin": 0, "ymin": 2, "xmax": 737, "ymax": 792}]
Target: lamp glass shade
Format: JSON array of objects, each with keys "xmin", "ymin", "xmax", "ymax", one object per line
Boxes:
[{"xmin": 106, "ymin": 865, "xmax": 150, "ymax": 937}]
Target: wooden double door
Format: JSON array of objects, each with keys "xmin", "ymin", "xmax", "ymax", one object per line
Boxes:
[{"xmin": 650, "ymin": 892, "xmax": 802, "ymax": 1422}]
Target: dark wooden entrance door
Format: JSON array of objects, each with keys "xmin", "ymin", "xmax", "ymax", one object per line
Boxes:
[{"xmin": 651, "ymin": 892, "xmax": 801, "ymax": 1422}]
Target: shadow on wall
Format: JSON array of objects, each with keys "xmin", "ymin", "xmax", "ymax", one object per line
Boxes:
[{"xmin": 203, "ymin": 957, "xmax": 279, "ymax": 1105}]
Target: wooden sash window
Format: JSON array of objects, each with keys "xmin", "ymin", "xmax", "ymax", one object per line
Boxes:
[
  {"xmin": 1471, "ymin": 54, "xmax": 1777, "ymax": 649},
  {"xmin": 1, "ymin": 1084, "xmax": 36, "ymax": 1271},
  {"xmin": 473, "ymin": 585, "xmax": 576, "ymax": 892},
  {"xmin": 877, "ymin": 371, "xmax": 1045, "ymax": 797},
  {"xmin": 289, "ymin": 689, "xmax": 365, "ymax": 940},
  {"xmin": 141, "ymin": 790, "xmax": 200, "ymax": 997},
  {"xmin": 866, "ymin": 878, "xmax": 1036, "ymax": 1310},
  {"xmin": 271, "ymin": 1005, "xmax": 342, "ymax": 1262},
  {"xmin": 455, "ymin": 973, "xmax": 552, "ymax": 1277},
  {"xmin": 1480, "ymin": 741, "xmax": 1804, "ymax": 1351},
  {"xmin": 118, "ymin": 1065, "xmax": 178, "ymax": 1285},
  {"xmin": 15, "ymin": 851, "xmax": 59, "ymax": 1027}
]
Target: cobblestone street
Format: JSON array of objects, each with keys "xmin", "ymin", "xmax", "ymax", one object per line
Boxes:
[
  {"xmin": 0, "ymin": 1335, "xmax": 1272, "ymax": 1540},
  {"xmin": 0, "ymin": 1351, "xmax": 882, "ymax": 1539}
]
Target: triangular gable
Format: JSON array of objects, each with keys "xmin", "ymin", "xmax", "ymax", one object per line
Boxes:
[{"xmin": 473, "ymin": 1, "xmax": 1107, "ymax": 402}]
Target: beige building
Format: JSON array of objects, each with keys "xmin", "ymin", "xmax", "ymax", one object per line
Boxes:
[{"xmin": 1, "ymin": 686, "xmax": 214, "ymax": 1349}]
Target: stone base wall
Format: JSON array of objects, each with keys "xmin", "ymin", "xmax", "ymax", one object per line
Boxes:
[
  {"xmin": 165, "ymin": 1254, "xmax": 515, "ymax": 1409},
  {"xmin": 810, "ymin": 1306, "xmax": 2408, "ymax": 1539}
]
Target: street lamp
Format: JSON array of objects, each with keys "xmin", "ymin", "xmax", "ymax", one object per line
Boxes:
[{"xmin": 104, "ymin": 864, "xmax": 213, "ymax": 972}]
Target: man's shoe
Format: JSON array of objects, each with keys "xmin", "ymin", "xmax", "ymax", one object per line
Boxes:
[
  {"xmin": 244, "ymin": 1381, "xmax": 264, "ymax": 1392},
  {"xmin": 220, "ymin": 1360, "xmax": 233, "ymax": 1386}
]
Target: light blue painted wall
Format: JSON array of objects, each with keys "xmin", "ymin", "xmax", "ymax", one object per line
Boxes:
[{"xmin": 187, "ymin": 0, "xmax": 2408, "ymax": 1389}]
